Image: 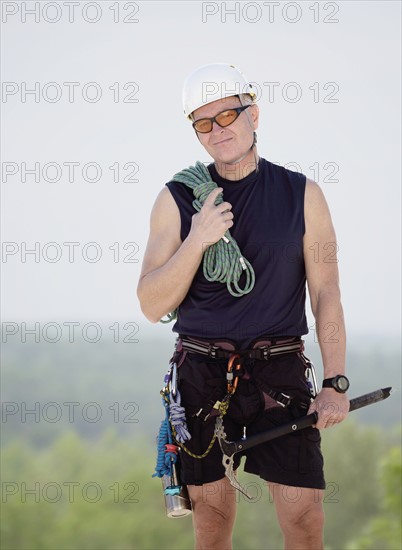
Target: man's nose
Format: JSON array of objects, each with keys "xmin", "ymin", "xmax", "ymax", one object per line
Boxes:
[{"xmin": 211, "ymin": 120, "xmax": 224, "ymax": 134}]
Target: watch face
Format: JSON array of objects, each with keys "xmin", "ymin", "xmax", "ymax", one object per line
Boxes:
[{"xmin": 337, "ymin": 376, "xmax": 349, "ymax": 391}]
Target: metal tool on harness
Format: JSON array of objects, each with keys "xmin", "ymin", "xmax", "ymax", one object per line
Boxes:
[
  {"xmin": 226, "ymin": 354, "xmax": 242, "ymax": 394},
  {"xmin": 216, "ymin": 387, "xmax": 392, "ymax": 497},
  {"xmin": 161, "ymin": 444, "xmax": 192, "ymax": 518},
  {"xmin": 299, "ymin": 352, "xmax": 319, "ymax": 398}
]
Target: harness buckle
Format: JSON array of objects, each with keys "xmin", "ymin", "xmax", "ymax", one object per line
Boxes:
[
  {"xmin": 277, "ymin": 393, "xmax": 292, "ymax": 408},
  {"xmin": 195, "ymin": 407, "xmax": 210, "ymax": 422},
  {"xmin": 262, "ymin": 346, "xmax": 270, "ymax": 360}
]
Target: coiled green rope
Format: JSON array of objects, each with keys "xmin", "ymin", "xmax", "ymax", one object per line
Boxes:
[{"xmin": 160, "ymin": 161, "xmax": 255, "ymax": 323}]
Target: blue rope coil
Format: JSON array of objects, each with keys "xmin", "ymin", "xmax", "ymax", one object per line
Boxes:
[{"xmin": 152, "ymin": 398, "xmax": 177, "ymax": 478}]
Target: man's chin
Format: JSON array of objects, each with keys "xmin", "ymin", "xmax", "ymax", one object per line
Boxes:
[{"xmin": 213, "ymin": 153, "xmax": 249, "ymax": 166}]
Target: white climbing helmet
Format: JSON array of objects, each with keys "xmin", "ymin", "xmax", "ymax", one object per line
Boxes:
[{"xmin": 182, "ymin": 63, "xmax": 256, "ymax": 119}]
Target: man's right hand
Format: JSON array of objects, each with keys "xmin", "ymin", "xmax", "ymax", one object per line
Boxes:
[{"xmin": 189, "ymin": 187, "xmax": 234, "ymax": 247}]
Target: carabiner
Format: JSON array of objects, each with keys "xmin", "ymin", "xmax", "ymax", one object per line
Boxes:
[
  {"xmin": 171, "ymin": 362, "xmax": 178, "ymax": 398},
  {"xmin": 227, "ymin": 354, "xmax": 242, "ymax": 394}
]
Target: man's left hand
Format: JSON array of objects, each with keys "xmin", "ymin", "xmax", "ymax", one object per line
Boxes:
[{"xmin": 307, "ymin": 389, "xmax": 350, "ymax": 429}]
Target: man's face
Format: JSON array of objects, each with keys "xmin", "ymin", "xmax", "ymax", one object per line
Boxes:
[{"xmin": 192, "ymin": 96, "xmax": 259, "ymax": 165}]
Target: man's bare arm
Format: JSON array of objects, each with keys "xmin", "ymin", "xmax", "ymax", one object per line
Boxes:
[
  {"xmin": 303, "ymin": 179, "xmax": 349, "ymax": 428},
  {"xmin": 137, "ymin": 186, "xmax": 234, "ymax": 323}
]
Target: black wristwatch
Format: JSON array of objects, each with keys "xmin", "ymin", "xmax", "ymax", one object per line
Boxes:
[{"xmin": 322, "ymin": 375, "xmax": 350, "ymax": 393}]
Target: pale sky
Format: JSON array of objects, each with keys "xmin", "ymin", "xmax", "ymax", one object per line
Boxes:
[{"xmin": 2, "ymin": 0, "xmax": 401, "ymax": 342}]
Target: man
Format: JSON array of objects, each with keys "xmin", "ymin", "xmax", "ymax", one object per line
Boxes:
[{"xmin": 137, "ymin": 63, "xmax": 349, "ymax": 550}]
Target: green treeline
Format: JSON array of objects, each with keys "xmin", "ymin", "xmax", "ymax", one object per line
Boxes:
[
  {"xmin": 1, "ymin": 423, "xmax": 401, "ymax": 550},
  {"xmin": 2, "ymin": 336, "xmax": 401, "ymax": 548}
]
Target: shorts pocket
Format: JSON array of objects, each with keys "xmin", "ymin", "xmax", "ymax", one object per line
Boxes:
[
  {"xmin": 255, "ymin": 408, "xmax": 324, "ymax": 474},
  {"xmin": 301, "ymin": 427, "xmax": 324, "ymax": 472}
]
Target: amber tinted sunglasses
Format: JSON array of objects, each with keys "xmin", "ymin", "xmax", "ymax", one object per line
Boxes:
[{"xmin": 192, "ymin": 105, "xmax": 251, "ymax": 133}]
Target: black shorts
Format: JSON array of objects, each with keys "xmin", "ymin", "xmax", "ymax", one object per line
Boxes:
[{"xmin": 176, "ymin": 350, "xmax": 326, "ymax": 490}]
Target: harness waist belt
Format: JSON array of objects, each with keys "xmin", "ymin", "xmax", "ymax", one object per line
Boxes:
[{"xmin": 178, "ymin": 335, "xmax": 304, "ymax": 360}]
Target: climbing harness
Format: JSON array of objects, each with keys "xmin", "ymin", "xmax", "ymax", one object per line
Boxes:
[
  {"xmin": 160, "ymin": 161, "xmax": 255, "ymax": 323},
  {"xmin": 179, "ymin": 334, "xmax": 305, "ymax": 360},
  {"xmin": 153, "ymin": 336, "xmax": 337, "ymax": 509},
  {"xmin": 181, "ymin": 336, "xmax": 319, "ymax": 489}
]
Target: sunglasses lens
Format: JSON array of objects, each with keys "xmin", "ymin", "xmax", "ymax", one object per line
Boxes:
[
  {"xmin": 215, "ymin": 109, "xmax": 238, "ymax": 127},
  {"xmin": 193, "ymin": 119, "xmax": 212, "ymax": 133}
]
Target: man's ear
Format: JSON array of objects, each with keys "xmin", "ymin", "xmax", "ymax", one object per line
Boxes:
[{"xmin": 251, "ymin": 104, "xmax": 259, "ymax": 130}]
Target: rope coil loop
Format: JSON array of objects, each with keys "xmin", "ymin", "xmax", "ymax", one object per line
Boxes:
[{"xmin": 162, "ymin": 161, "xmax": 255, "ymax": 322}]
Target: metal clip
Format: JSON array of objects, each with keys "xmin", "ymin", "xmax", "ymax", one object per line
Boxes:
[
  {"xmin": 171, "ymin": 362, "xmax": 178, "ymax": 398},
  {"xmin": 227, "ymin": 354, "xmax": 241, "ymax": 394},
  {"xmin": 303, "ymin": 356, "xmax": 319, "ymax": 398}
]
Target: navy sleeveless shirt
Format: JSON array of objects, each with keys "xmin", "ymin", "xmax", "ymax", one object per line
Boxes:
[{"xmin": 165, "ymin": 158, "xmax": 309, "ymax": 348}]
